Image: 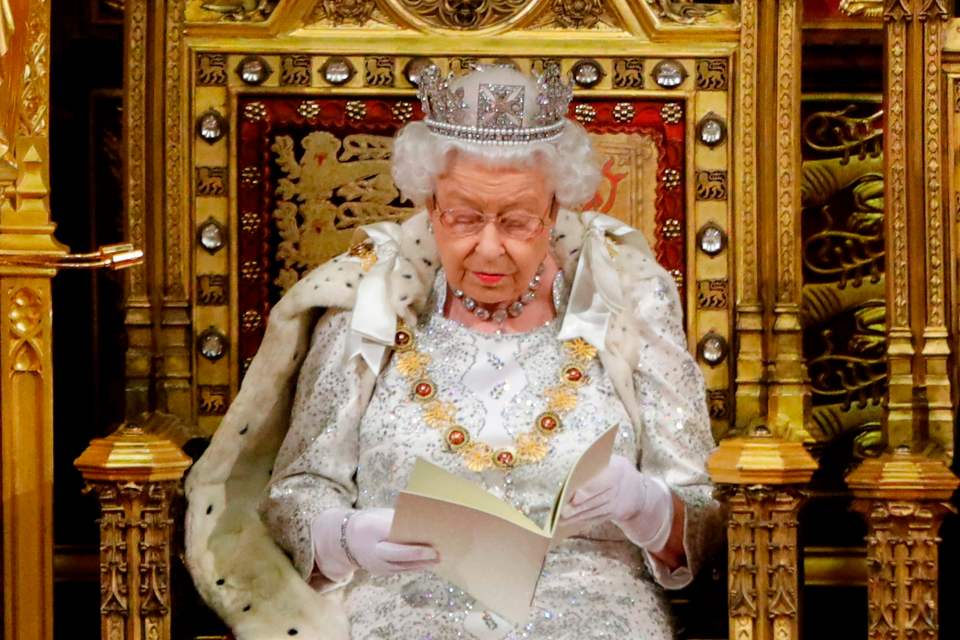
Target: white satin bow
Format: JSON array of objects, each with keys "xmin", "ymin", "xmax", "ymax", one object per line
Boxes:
[
  {"xmin": 346, "ymin": 223, "xmax": 404, "ymax": 373},
  {"xmin": 557, "ymin": 212, "xmax": 647, "ymax": 351}
]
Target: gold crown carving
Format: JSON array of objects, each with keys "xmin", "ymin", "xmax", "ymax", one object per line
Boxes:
[{"xmin": 416, "ymin": 63, "xmax": 573, "ymax": 145}]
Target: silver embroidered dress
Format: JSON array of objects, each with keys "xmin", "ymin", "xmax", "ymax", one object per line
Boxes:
[{"xmin": 260, "ymin": 270, "xmax": 717, "ymax": 640}]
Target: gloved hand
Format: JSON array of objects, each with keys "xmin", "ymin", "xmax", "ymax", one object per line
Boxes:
[
  {"xmin": 558, "ymin": 454, "xmax": 674, "ymax": 552},
  {"xmin": 312, "ymin": 507, "xmax": 439, "ymax": 582}
]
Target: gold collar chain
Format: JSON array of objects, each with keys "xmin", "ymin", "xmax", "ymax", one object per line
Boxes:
[{"xmin": 392, "ymin": 321, "xmax": 598, "ymax": 472}]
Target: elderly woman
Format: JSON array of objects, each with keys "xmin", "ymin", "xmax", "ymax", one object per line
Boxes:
[{"xmin": 185, "ymin": 64, "xmax": 719, "ymax": 640}]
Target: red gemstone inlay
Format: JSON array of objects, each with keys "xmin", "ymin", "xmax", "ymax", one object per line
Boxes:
[
  {"xmin": 448, "ymin": 430, "xmax": 466, "ymax": 446},
  {"xmin": 395, "ymin": 331, "xmax": 410, "ymax": 346},
  {"xmin": 496, "ymin": 451, "xmax": 514, "ymax": 466},
  {"xmin": 566, "ymin": 367, "xmax": 583, "ymax": 382},
  {"xmin": 415, "ymin": 382, "xmax": 433, "ymax": 397},
  {"xmin": 540, "ymin": 416, "xmax": 557, "ymax": 431}
]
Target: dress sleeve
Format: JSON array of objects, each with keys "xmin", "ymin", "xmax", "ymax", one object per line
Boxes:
[
  {"xmin": 627, "ymin": 272, "xmax": 723, "ymax": 589},
  {"xmin": 257, "ymin": 309, "xmax": 374, "ymax": 584}
]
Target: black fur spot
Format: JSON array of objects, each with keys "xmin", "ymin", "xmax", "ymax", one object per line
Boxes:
[
  {"xmin": 288, "ymin": 630, "xmax": 298, "ymax": 636},
  {"xmin": 400, "ymin": 295, "xmax": 409, "ymax": 302},
  {"xmin": 346, "ymin": 282, "xmax": 353, "ymax": 288},
  {"xmin": 206, "ymin": 505, "xmax": 213, "ymax": 514},
  {"xmin": 422, "ymin": 258, "xmax": 432, "ymax": 267},
  {"xmin": 570, "ymin": 248, "xmax": 579, "ymax": 256},
  {"xmin": 243, "ymin": 604, "xmax": 252, "ymax": 612},
  {"xmin": 239, "ymin": 425, "xmax": 249, "ymax": 435},
  {"xmin": 415, "ymin": 238, "xmax": 421, "ymax": 245},
  {"xmin": 216, "ymin": 578, "xmax": 225, "ymax": 586},
  {"xmin": 402, "ymin": 273, "xmax": 413, "ymax": 279},
  {"xmin": 556, "ymin": 233, "xmax": 566, "ymax": 240}
]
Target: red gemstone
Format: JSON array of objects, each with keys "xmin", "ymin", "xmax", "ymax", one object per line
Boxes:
[
  {"xmin": 395, "ymin": 331, "xmax": 410, "ymax": 345},
  {"xmin": 566, "ymin": 367, "xmax": 583, "ymax": 382},
  {"xmin": 415, "ymin": 382, "xmax": 433, "ymax": 397},
  {"xmin": 496, "ymin": 451, "xmax": 514, "ymax": 466},
  {"xmin": 448, "ymin": 430, "xmax": 466, "ymax": 446},
  {"xmin": 541, "ymin": 416, "xmax": 557, "ymax": 431}
]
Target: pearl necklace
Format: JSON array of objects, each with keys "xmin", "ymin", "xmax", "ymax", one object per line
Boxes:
[
  {"xmin": 392, "ymin": 320, "xmax": 599, "ymax": 472},
  {"xmin": 450, "ymin": 263, "xmax": 545, "ymax": 325}
]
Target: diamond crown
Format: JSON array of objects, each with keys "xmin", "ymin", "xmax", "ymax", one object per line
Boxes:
[{"xmin": 416, "ymin": 63, "xmax": 573, "ymax": 145}]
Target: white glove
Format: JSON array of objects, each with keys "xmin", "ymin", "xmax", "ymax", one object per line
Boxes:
[
  {"xmin": 311, "ymin": 507, "xmax": 439, "ymax": 582},
  {"xmin": 558, "ymin": 454, "xmax": 674, "ymax": 552}
]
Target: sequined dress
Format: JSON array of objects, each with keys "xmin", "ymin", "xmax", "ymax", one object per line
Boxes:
[{"xmin": 261, "ymin": 272, "xmax": 716, "ymax": 640}]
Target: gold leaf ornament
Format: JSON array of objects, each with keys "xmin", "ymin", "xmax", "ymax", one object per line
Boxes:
[
  {"xmin": 395, "ymin": 350, "xmax": 431, "ymax": 378},
  {"xmin": 546, "ymin": 386, "xmax": 578, "ymax": 412},
  {"xmin": 565, "ymin": 338, "xmax": 598, "ymax": 362},
  {"xmin": 463, "ymin": 442, "xmax": 494, "ymax": 472},
  {"xmin": 516, "ymin": 433, "xmax": 549, "ymax": 463},
  {"xmin": 422, "ymin": 400, "xmax": 457, "ymax": 428}
]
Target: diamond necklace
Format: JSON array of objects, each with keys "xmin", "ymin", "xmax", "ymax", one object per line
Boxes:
[{"xmin": 450, "ymin": 263, "xmax": 545, "ymax": 325}]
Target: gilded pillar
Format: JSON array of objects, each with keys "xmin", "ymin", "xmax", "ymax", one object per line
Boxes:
[
  {"xmin": 739, "ymin": 0, "xmax": 810, "ymax": 439},
  {"xmin": 707, "ymin": 426, "xmax": 818, "ymax": 640},
  {"xmin": 74, "ymin": 414, "xmax": 192, "ymax": 640},
  {"xmin": 733, "ymin": 0, "xmax": 766, "ymax": 431},
  {"xmin": 843, "ymin": 2, "xmax": 960, "ymax": 637},
  {"xmin": 0, "ymin": 2, "xmax": 61, "ymax": 638},
  {"xmin": 846, "ymin": 451, "xmax": 958, "ymax": 640}
]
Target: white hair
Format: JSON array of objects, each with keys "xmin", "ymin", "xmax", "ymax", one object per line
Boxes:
[{"xmin": 390, "ymin": 119, "xmax": 601, "ymax": 210}]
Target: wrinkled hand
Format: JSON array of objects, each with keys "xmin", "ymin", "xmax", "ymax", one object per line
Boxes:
[
  {"xmin": 558, "ymin": 455, "xmax": 673, "ymax": 550},
  {"xmin": 313, "ymin": 507, "xmax": 438, "ymax": 581}
]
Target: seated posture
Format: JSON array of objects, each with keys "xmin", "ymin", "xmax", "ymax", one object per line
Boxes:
[{"xmin": 186, "ymin": 64, "xmax": 720, "ymax": 640}]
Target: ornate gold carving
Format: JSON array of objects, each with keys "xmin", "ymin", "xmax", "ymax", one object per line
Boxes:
[
  {"xmin": 396, "ymin": 0, "xmax": 527, "ymax": 29},
  {"xmin": 188, "ymin": 0, "xmax": 275, "ymax": 22},
  {"xmin": 196, "ymin": 52, "xmax": 227, "ymax": 86},
  {"xmin": 75, "ymin": 418, "xmax": 191, "ymax": 639},
  {"xmin": 196, "ymin": 166, "xmax": 226, "ymax": 196},
  {"xmin": 695, "ymin": 58, "xmax": 727, "ymax": 91},
  {"xmin": 9, "ymin": 286, "xmax": 43, "ymax": 372},
  {"xmin": 645, "ymin": 0, "xmax": 719, "ymax": 25},
  {"xmin": 697, "ymin": 279, "xmax": 728, "ymax": 309},
  {"xmin": 803, "ymin": 106, "xmax": 883, "ymax": 163},
  {"xmin": 840, "ymin": 0, "xmax": 883, "ymax": 17},
  {"xmin": 271, "ymin": 131, "xmax": 410, "ymax": 290},
  {"xmin": 164, "ymin": 0, "xmax": 185, "ymax": 300},
  {"xmin": 346, "ymin": 100, "xmax": 368, "ymax": 121},
  {"xmin": 310, "ymin": 0, "xmax": 375, "ymax": 25},
  {"xmin": 197, "ymin": 274, "xmax": 228, "ymax": 305},
  {"xmin": 551, "ymin": 0, "xmax": 602, "ymax": 28},
  {"xmin": 392, "ymin": 101, "xmax": 414, "ymax": 123},
  {"xmin": 710, "ymin": 431, "xmax": 816, "ymax": 640},
  {"xmin": 695, "ymin": 170, "xmax": 727, "ymax": 200},
  {"xmin": 611, "ymin": 58, "xmax": 643, "ymax": 89},
  {"xmin": 280, "ymin": 54, "xmax": 312, "ymax": 86},
  {"xmin": 364, "ymin": 56, "xmax": 394, "ymax": 86},
  {"xmin": 847, "ymin": 451, "xmax": 959, "ymax": 640},
  {"xmin": 707, "ymin": 388, "xmax": 729, "ymax": 419},
  {"xmin": 660, "ymin": 102, "xmax": 682, "ymax": 124},
  {"xmin": 737, "ymin": 0, "xmax": 758, "ymax": 302},
  {"xmin": 198, "ymin": 385, "xmax": 229, "ymax": 415},
  {"xmin": 775, "ymin": 0, "xmax": 799, "ymax": 304},
  {"xmin": 573, "ymin": 104, "xmax": 597, "ymax": 124},
  {"xmin": 125, "ymin": 0, "xmax": 148, "ymax": 298}
]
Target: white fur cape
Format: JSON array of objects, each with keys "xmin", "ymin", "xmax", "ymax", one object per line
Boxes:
[{"xmin": 184, "ymin": 210, "xmax": 715, "ymax": 639}]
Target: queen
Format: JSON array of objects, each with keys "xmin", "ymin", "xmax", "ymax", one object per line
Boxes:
[{"xmin": 185, "ymin": 63, "xmax": 720, "ymax": 640}]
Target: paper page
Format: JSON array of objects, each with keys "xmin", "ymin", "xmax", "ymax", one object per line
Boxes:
[
  {"xmin": 548, "ymin": 425, "xmax": 618, "ymax": 536},
  {"xmin": 402, "ymin": 458, "xmax": 544, "ymax": 534},
  {"xmin": 389, "ymin": 490, "xmax": 552, "ymax": 624}
]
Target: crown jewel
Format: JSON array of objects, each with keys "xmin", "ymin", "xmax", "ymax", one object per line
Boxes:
[{"xmin": 416, "ymin": 63, "xmax": 573, "ymax": 145}]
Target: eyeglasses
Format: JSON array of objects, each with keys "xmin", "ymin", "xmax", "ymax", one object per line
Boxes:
[{"xmin": 432, "ymin": 199, "xmax": 552, "ymax": 241}]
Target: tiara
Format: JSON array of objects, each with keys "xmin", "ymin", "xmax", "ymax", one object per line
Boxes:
[{"xmin": 416, "ymin": 63, "xmax": 573, "ymax": 146}]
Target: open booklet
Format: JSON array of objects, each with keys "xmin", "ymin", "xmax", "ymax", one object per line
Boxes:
[{"xmin": 387, "ymin": 426, "xmax": 618, "ymax": 624}]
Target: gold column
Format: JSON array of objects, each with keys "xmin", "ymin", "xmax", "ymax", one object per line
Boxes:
[
  {"xmin": 734, "ymin": 0, "xmax": 766, "ymax": 430},
  {"xmin": 0, "ymin": 2, "xmax": 62, "ymax": 638},
  {"xmin": 765, "ymin": 0, "xmax": 811, "ymax": 442},
  {"xmin": 739, "ymin": 0, "xmax": 810, "ymax": 439},
  {"xmin": 74, "ymin": 414, "xmax": 192, "ymax": 640},
  {"xmin": 846, "ymin": 450, "xmax": 958, "ymax": 640},
  {"xmin": 843, "ymin": 1, "xmax": 960, "ymax": 638},
  {"xmin": 708, "ymin": 426, "xmax": 817, "ymax": 640}
]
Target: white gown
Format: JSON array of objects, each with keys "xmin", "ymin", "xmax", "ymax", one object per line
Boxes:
[{"xmin": 260, "ymin": 270, "xmax": 718, "ymax": 640}]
